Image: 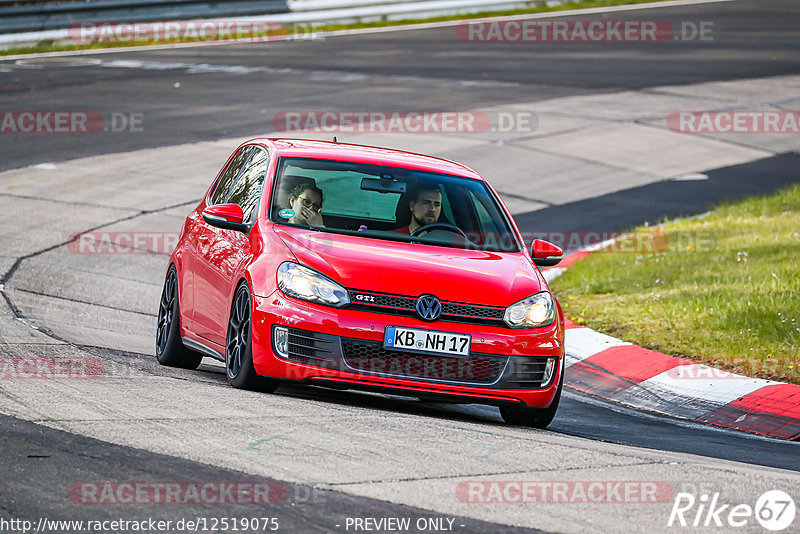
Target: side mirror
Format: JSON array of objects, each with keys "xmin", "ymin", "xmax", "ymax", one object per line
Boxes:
[
  {"xmin": 531, "ymin": 239, "xmax": 563, "ymax": 267},
  {"xmin": 202, "ymin": 204, "xmax": 249, "ymax": 233}
]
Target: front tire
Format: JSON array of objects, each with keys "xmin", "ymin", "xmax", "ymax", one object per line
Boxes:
[
  {"xmin": 225, "ymin": 282, "xmax": 278, "ymax": 393},
  {"xmin": 156, "ymin": 265, "xmax": 202, "ymax": 369},
  {"xmin": 500, "ymin": 370, "xmax": 563, "ymax": 428}
]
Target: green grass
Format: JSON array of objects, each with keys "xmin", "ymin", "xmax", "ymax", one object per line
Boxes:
[
  {"xmin": 553, "ymin": 185, "xmax": 800, "ymax": 384},
  {"xmin": 1, "ymin": 0, "xmax": 672, "ymax": 57}
]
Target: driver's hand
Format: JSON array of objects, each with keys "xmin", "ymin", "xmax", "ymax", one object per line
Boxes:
[{"xmin": 303, "ymin": 207, "xmax": 324, "ymax": 227}]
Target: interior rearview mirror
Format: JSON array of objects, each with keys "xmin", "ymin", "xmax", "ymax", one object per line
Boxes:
[{"xmin": 361, "ymin": 176, "xmax": 407, "ymax": 194}]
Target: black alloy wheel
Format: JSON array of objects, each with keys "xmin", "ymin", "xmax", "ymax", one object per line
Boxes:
[
  {"xmin": 225, "ymin": 282, "xmax": 278, "ymax": 392},
  {"xmin": 156, "ymin": 265, "xmax": 202, "ymax": 369}
]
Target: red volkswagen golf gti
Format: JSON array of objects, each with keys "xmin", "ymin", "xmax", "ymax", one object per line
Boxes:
[{"xmin": 156, "ymin": 138, "xmax": 565, "ymax": 427}]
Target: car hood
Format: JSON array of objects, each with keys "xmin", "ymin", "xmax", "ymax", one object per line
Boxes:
[{"xmin": 273, "ymin": 227, "xmax": 543, "ymax": 307}]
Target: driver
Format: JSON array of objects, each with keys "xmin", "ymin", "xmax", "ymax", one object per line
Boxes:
[
  {"xmin": 394, "ymin": 185, "xmax": 442, "ymax": 235},
  {"xmin": 287, "ymin": 183, "xmax": 325, "ymax": 227}
]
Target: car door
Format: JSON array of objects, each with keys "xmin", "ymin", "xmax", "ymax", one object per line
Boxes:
[
  {"xmin": 182, "ymin": 149, "xmax": 253, "ymax": 335},
  {"xmin": 193, "ymin": 146, "xmax": 269, "ymax": 346},
  {"xmin": 191, "ymin": 145, "xmax": 255, "ymax": 343}
]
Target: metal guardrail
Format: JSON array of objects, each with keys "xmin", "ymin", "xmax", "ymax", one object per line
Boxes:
[
  {"xmin": 274, "ymin": 0, "xmax": 540, "ymax": 23},
  {"xmin": 0, "ymin": 0, "xmax": 292, "ymax": 33}
]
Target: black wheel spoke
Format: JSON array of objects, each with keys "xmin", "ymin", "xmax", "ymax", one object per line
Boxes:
[
  {"xmin": 233, "ymin": 296, "xmax": 242, "ymax": 324},
  {"xmin": 238, "ymin": 293, "xmax": 248, "ymax": 323},
  {"xmin": 228, "ymin": 343, "xmax": 241, "ymax": 376}
]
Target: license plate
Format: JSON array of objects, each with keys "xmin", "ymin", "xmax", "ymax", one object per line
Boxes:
[{"xmin": 384, "ymin": 326, "xmax": 471, "ymax": 357}]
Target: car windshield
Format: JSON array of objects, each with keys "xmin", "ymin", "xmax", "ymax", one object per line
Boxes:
[{"xmin": 270, "ymin": 157, "xmax": 521, "ymax": 252}]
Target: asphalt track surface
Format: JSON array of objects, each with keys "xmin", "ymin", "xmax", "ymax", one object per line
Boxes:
[
  {"xmin": 1, "ymin": 0, "xmax": 800, "ymax": 171},
  {"xmin": 1, "ymin": 0, "xmax": 800, "ymax": 532},
  {"xmin": 0, "ymin": 413, "xmax": 537, "ymax": 534}
]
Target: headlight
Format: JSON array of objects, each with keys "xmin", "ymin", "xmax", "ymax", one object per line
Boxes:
[
  {"xmin": 277, "ymin": 262, "xmax": 350, "ymax": 307},
  {"xmin": 503, "ymin": 291, "xmax": 555, "ymax": 328}
]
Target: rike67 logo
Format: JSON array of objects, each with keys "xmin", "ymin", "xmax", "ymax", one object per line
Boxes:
[{"xmin": 668, "ymin": 490, "xmax": 795, "ymax": 531}]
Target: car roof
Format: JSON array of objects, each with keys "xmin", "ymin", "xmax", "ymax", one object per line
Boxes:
[{"xmin": 245, "ymin": 138, "xmax": 484, "ymax": 180}]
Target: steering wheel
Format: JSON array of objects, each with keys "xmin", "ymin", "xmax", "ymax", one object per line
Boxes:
[{"xmin": 410, "ymin": 222, "xmax": 467, "ymax": 238}]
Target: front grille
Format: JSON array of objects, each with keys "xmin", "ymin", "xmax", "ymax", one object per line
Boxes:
[
  {"xmin": 442, "ymin": 302, "xmax": 505, "ymax": 320},
  {"xmin": 285, "ymin": 328, "xmax": 339, "ymax": 365},
  {"xmin": 341, "ymin": 339, "xmax": 507, "ymax": 385},
  {"xmin": 369, "ymin": 294, "xmax": 417, "ymax": 309},
  {"xmin": 348, "ymin": 289, "xmax": 506, "ymax": 326}
]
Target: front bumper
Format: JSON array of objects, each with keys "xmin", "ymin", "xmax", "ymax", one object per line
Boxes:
[{"xmin": 251, "ymin": 291, "xmax": 564, "ymax": 408}]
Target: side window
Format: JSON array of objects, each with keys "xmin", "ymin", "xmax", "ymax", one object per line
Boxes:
[
  {"xmin": 227, "ymin": 147, "xmax": 269, "ymax": 224},
  {"xmin": 209, "ymin": 146, "xmax": 255, "ymax": 205},
  {"xmin": 470, "ymin": 190, "xmax": 498, "ymax": 232},
  {"xmin": 440, "ymin": 189, "xmax": 456, "ymax": 226}
]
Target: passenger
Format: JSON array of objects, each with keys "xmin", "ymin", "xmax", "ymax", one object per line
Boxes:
[
  {"xmin": 395, "ymin": 185, "xmax": 442, "ymax": 235},
  {"xmin": 287, "ymin": 183, "xmax": 325, "ymax": 227}
]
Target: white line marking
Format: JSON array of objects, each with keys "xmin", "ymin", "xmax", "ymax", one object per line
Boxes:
[
  {"xmin": 672, "ymin": 172, "xmax": 709, "ymax": 181},
  {"xmin": 565, "ymin": 327, "xmax": 631, "ymax": 366},
  {"xmin": 629, "ymin": 364, "xmax": 775, "ymax": 406}
]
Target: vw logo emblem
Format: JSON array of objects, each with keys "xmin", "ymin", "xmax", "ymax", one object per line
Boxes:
[{"xmin": 416, "ymin": 294, "xmax": 442, "ymax": 321}]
